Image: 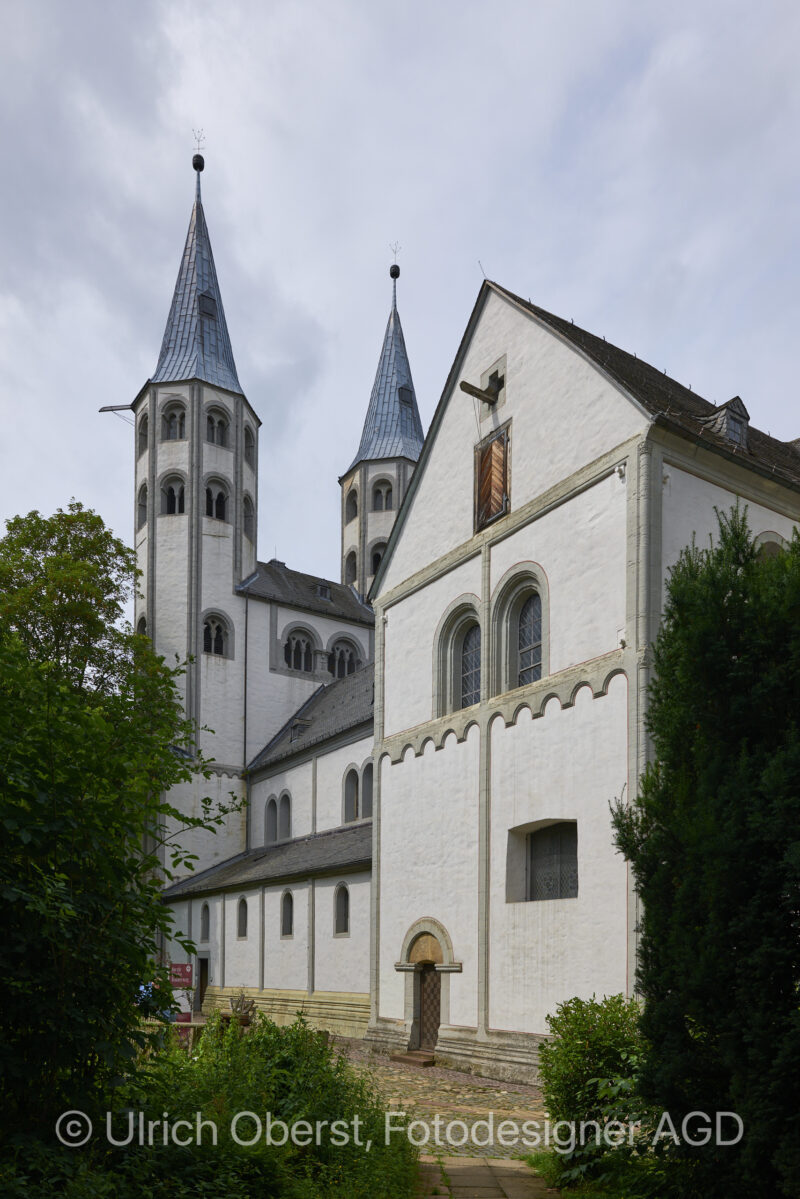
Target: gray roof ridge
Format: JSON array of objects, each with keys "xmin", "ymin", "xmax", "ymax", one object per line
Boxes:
[{"xmin": 152, "ymin": 167, "xmax": 244, "ymax": 396}]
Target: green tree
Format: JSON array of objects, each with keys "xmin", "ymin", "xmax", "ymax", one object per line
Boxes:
[
  {"xmin": 0, "ymin": 503, "xmax": 239, "ymax": 1137},
  {"xmin": 613, "ymin": 507, "xmax": 800, "ymax": 1198}
]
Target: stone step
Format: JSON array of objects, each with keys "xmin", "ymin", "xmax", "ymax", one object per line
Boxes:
[{"xmin": 390, "ymin": 1050, "xmax": 436, "ymax": 1068}]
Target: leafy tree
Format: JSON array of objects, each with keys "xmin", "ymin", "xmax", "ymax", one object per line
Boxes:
[
  {"xmin": 613, "ymin": 508, "xmax": 800, "ymax": 1198},
  {"xmin": 0, "ymin": 503, "xmax": 239, "ymax": 1137}
]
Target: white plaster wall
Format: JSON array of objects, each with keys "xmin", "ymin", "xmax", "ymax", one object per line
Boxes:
[
  {"xmin": 383, "ymin": 556, "xmax": 482, "ymax": 736},
  {"xmin": 489, "ymin": 473, "xmax": 628, "ymax": 675},
  {"xmin": 264, "ymin": 882, "xmax": 308, "ymax": 991},
  {"xmin": 251, "ymin": 760, "xmax": 314, "ymax": 845},
  {"xmin": 224, "ymin": 888, "xmax": 261, "ymax": 988},
  {"xmin": 191, "ymin": 894, "xmax": 223, "ymax": 992},
  {"xmin": 488, "ymin": 675, "xmax": 629, "ymax": 1034},
  {"xmin": 381, "ymin": 291, "xmax": 647, "ymax": 593},
  {"xmin": 661, "ymin": 466, "xmax": 800, "ymax": 594},
  {"xmin": 378, "ymin": 726, "xmax": 481, "ymax": 1026},
  {"xmin": 314, "ymin": 872, "xmax": 371, "ymax": 993},
  {"xmin": 315, "ymin": 736, "xmax": 373, "ymax": 831},
  {"xmin": 154, "ymin": 517, "xmax": 189, "ymax": 663},
  {"xmin": 164, "ymin": 774, "xmax": 247, "ymax": 877}
]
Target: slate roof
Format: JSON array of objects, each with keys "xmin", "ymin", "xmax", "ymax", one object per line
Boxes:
[
  {"xmin": 152, "ymin": 169, "xmax": 244, "ymax": 395},
  {"xmin": 162, "ymin": 822, "xmax": 372, "ymax": 900},
  {"xmin": 492, "ymin": 281, "xmax": 800, "ymax": 490},
  {"xmin": 248, "ymin": 664, "xmax": 374, "ymax": 774},
  {"xmin": 237, "ymin": 559, "xmax": 374, "ymax": 626},
  {"xmin": 345, "ymin": 274, "xmax": 425, "ymax": 473}
]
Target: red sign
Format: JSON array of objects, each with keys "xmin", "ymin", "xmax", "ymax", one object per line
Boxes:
[{"xmin": 169, "ymin": 963, "xmax": 193, "ymax": 989}]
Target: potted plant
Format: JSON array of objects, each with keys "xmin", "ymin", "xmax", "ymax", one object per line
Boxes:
[{"xmin": 229, "ymin": 989, "xmax": 256, "ymax": 1027}]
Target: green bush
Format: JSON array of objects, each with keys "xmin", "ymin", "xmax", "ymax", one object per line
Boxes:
[
  {"xmin": 538, "ymin": 993, "xmax": 643, "ymax": 1124},
  {"xmin": 0, "ymin": 1014, "xmax": 417, "ymax": 1198}
]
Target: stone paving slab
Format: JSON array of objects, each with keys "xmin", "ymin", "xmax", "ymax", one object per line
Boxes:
[{"xmin": 416, "ymin": 1155, "xmax": 560, "ymax": 1198}]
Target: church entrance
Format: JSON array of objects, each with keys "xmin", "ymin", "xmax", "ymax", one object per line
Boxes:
[{"xmin": 418, "ymin": 963, "xmax": 441, "ymax": 1050}]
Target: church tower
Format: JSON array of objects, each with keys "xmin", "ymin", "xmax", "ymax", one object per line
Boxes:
[
  {"xmin": 340, "ymin": 265, "xmax": 424, "ymax": 596},
  {"xmin": 131, "ymin": 153, "xmax": 260, "ymax": 782}
]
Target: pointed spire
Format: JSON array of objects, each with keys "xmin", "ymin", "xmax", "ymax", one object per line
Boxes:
[
  {"xmin": 347, "ymin": 265, "xmax": 424, "ymax": 472},
  {"xmin": 152, "ymin": 154, "xmax": 244, "ymax": 395}
]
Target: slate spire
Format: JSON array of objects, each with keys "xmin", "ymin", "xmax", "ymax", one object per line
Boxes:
[
  {"xmin": 347, "ymin": 265, "xmax": 424, "ymax": 471},
  {"xmin": 152, "ymin": 155, "xmax": 244, "ymax": 395}
]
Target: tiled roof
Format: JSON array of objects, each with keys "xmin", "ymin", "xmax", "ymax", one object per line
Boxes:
[
  {"xmin": 162, "ymin": 822, "xmax": 372, "ymax": 899},
  {"xmin": 345, "ymin": 275, "xmax": 424, "ymax": 473},
  {"xmin": 152, "ymin": 170, "xmax": 243, "ymax": 395},
  {"xmin": 237, "ymin": 559, "xmax": 374, "ymax": 626},
  {"xmin": 248, "ymin": 664, "xmax": 374, "ymax": 774},
  {"xmin": 491, "ymin": 281, "xmax": 800, "ymax": 490}
]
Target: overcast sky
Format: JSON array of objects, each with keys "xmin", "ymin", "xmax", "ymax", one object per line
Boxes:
[{"xmin": 1, "ymin": 0, "xmax": 798, "ymax": 583}]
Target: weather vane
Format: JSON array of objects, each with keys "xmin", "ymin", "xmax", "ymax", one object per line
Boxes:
[
  {"xmin": 193, "ymin": 128, "xmax": 206, "ymax": 154},
  {"xmin": 389, "ymin": 241, "xmax": 401, "ymax": 263}
]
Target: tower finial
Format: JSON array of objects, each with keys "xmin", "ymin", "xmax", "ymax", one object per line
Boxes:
[
  {"xmin": 389, "ymin": 242, "xmax": 401, "ymax": 307},
  {"xmin": 192, "ymin": 129, "xmax": 205, "ymax": 201}
]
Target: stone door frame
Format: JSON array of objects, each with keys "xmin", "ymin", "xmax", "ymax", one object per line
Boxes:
[{"xmin": 395, "ymin": 917, "xmax": 462, "ymax": 1050}]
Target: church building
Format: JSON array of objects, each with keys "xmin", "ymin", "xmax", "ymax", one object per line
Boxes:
[{"xmin": 125, "ymin": 157, "xmax": 800, "ymax": 1082}]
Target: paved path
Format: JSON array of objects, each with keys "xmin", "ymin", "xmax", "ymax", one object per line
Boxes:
[{"xmin": 416, "ymin": 1155, "xmax": 559, "ymax": 1198}]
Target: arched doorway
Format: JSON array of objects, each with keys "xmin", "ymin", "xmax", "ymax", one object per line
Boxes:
[{"xmin": 409, "ymin": 932, "xmax": 443, "ymax": 1051}]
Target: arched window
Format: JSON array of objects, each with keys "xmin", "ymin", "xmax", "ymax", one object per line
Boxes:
[
  {"xmin": 527, "ymin": 822, "xmax": 578, "ymax": 901},
  {"xmin": 460, "ymin": 623, "xmax": 481, "ymax": 708},
  {"xmin": 284, "ymin": 630, "xmax": 314, "ymax": 672},
  {"xmin": 237, "ymin": 897, "xmax": 248, "ymax": 938},
  {"xmin": 244, "ymin": 425, "xmax": 256, "ymax": 468},
  {"xmin": 136, "ymin": 616, "xmax": 147, "ymax": 636},
  {"xmin": 137, "ymin": 484, "xmax": 147, "ymax": 531},
  {"xmin": 205, "ymin": 484, "xmax": 228, "ymax": 521},
  {"xmin": 371, "ymin": 542, "xmax": 387, "ymax": 576},
  {"xmin": 329, "ymin": 640, "xmax": 358, "ymax": 678},
  {"xmin": 160, "ymin": 478, "xmax": 185, "ymax": 515},
  {"xmin": 265, "ymin": 797, "xmax": 278, "ymax": 845},
  {"xmin": 372, "ymin": 481, "xmax": 394, "ymax": 511},
  {"xmin": 344, "ymin": 769, "xmax": 359, "ymax": 822},
  {"xmin": 203, "ymin": 615, "xmax": 230, "ymax": 657},
  {"xmin": 138, "ymin": 414, "xmax": 149, "ymax": 457},
  {"xmin": 278, "ymin": 793, "xmax": 291, "ymax": 841},
  {"xmin": 517, "ymin": 593, "xmax": 542, "ymax": 686},
  {"xmin": 345, "ymin": 490, "xmax": 358, "ymax": 523},
  {"xmin": 161, "ymin": 404, "xmax": 186, "ymax": 441},
  {"xmin": 200, "ymin": 903, "xmax": 210, "ymax": 941},
  {"xmin": 334, "ymin": 884, "xmax": 349, "ymax": 935},
  {"xmin": 206, "ymin": 409, "xmax": 229, "ymax": 447},
  {"xmin": 243, "ymin": 496, "xmax": 255, "ymax": 542},
  {"xmin": 345, "ymin": 552, "xmax": 357, "ymax": 587},
  {"xmin": 281, "ymin": 891, "xmax": 294, "ymax": 937},
  {"xmin": 361, "ymin": 763, "xmax": 373, "ymax": 819}
]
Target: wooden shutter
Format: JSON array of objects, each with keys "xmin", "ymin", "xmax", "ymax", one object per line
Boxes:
[{"xmin": 476, "ymin": 431, "xmax": 507, "ymax": 528}]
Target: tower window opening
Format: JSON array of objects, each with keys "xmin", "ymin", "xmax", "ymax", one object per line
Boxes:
[
  {"xmin": 345, "ymin": 551, "xmax": 357, "ymax": 587},
  {"xmin": 244, "ymin": 426, "xmax": 256, "ymax": 468},
  {"xmin": 205, "ymin": 485, "xmax": 228, "ymax": 522},
  {"xmin": 162, "ymin": 405, "xmax": 186, "ymax": 441},
  {"xmin": 372, "ymin": 481, "xmax": 393, "ymax": 511},
  {"xmin": 345, "ymin": 490, "xmax": 358, "ymax": 523},
  {"xmin": 329, "ymin": 640, "xmax": 358, "ymax": 679},
  {"xmin": 203, "ymin": 615, "xmax": 229, "ymax": 657},
  {"xmin": 243, "ymin": 496, "xmax": 255, "ymax": 542},
  {"xmin": 137, "ymin": 484, "xmax": 147, "ymax": 531},
  {"xmin": 138, "ymin": 414, "xmax": 149, "ymax": 457},
  {"xmin": 161, "ymin": 480, "xmax": 185, "ymax": 515},
  {"xmin": 284, "ymin": 631, "xmax": 314, "ymax": 673},
  {"xmin": 371, "ymin": 542, "xmax": 387, "ymax": 576},
  {"xmin": 206, "ymin": 410, "xmax": 229, "ymax": 448}
]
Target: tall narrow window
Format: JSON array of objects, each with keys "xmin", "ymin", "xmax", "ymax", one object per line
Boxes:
[
  {"xmin": 371, "ymin": 543, "xmax": 387, "ymax": 576},
  {"xmin": 205, "ymin": 485, "xmax": 228, "ymax": 521},
  {"xmin": 517, "ymin": 593, "xmax": 542, "ymax": 686},
  {"xmin": 265, "ymin": 798, "xmax": 278, "ymax": 845},
  {"xmin": 344, "ymin": 769, "xmax": 359, "ymax": 822},
  {"xmin": 200, "ymin": 903, "xmax": 210, "ymax": 941},
  {"xmin": 244, "ymin": 426, "xmax": 256, "ymax": 468},
  {"xmin": 284, "ymin": 631, "xmax": 314, "ymax": 672},
  {"xmin": 329, "ymin": 640, "xmax": 357, "ymax": 678},
  {"xmin": 476, "ymin": 428, "xmax": 509, "ymax": 530},
  {"xmin": 206, "ymin": 410, "xmax": 229, "ymax": 447},
  {"xmin": 161, "ymin": 480, "xmax": 185, "ymax": 515},
  {"xmin": 137, "ymin": 484, "xmax": 147, "ymax": 531},
  {"xmin": 334, "ymin": 885, "xmax": 350, "ymax": 935},
  {"xmin": 138, "ymin": 414, "xmax": 149, "ymax": 457},
  {"xmin": 243, "ymin": 496, "xmax": 255, "ymax": 542},
  {"xmin": 162, "ymin": 405, "xmax": 186, "ymax": 441},
  {"xmin": 361, "ymin": 763, "xmax": 373, "ymax": 819},
  {"xmin": 237, "ymin": 897, "xmax": 248, "ymax": 938},
  {"xmin": 281, "ymin": 891, "xmax": 294, "ymax": 937},
  {"xmin": 460, "ymin": 623, "xmax": 481, "ymax": 708},
  {"xmin": 203, "ymin": 616, "xmax": 229, "ymax": 657},
  {"xmin": 345, "ymin": 552, "xmax": 357, "ymax": 586},
  {"xmin": 278, "ymin": 793, "xmax": 291, "ymax": 840},
  {"xmin": 528, "ymin": 823, "xmax": 578, "ymax": 901},
  {"xmin": 372, "ymin": 481, "xmax": 393, "ymax": 511},
  {"xmin": 136, "ymin": 616, "xmax": 147, "ymax": 636},
  {"xmin": 345, "ymin": 491, "xmax": 358, "ymax": 523}
]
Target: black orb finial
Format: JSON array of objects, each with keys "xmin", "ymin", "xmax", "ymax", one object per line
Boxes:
[
  {"xmin": 389, "ymin": 263, "xmax": 400, "ymax": 280},
  {"xmin": 193, "ymin": 153, "xmax": 205, "ymax": 172}
]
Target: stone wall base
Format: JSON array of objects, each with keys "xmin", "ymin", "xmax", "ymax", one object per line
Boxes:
[
  {"xmin": 434, "ymin": 1026, "xmax": 546, "ymax": 1086},
  {"xmin": 202, "ymin": 986, "xmax": 370, "ymax": 1039}
]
